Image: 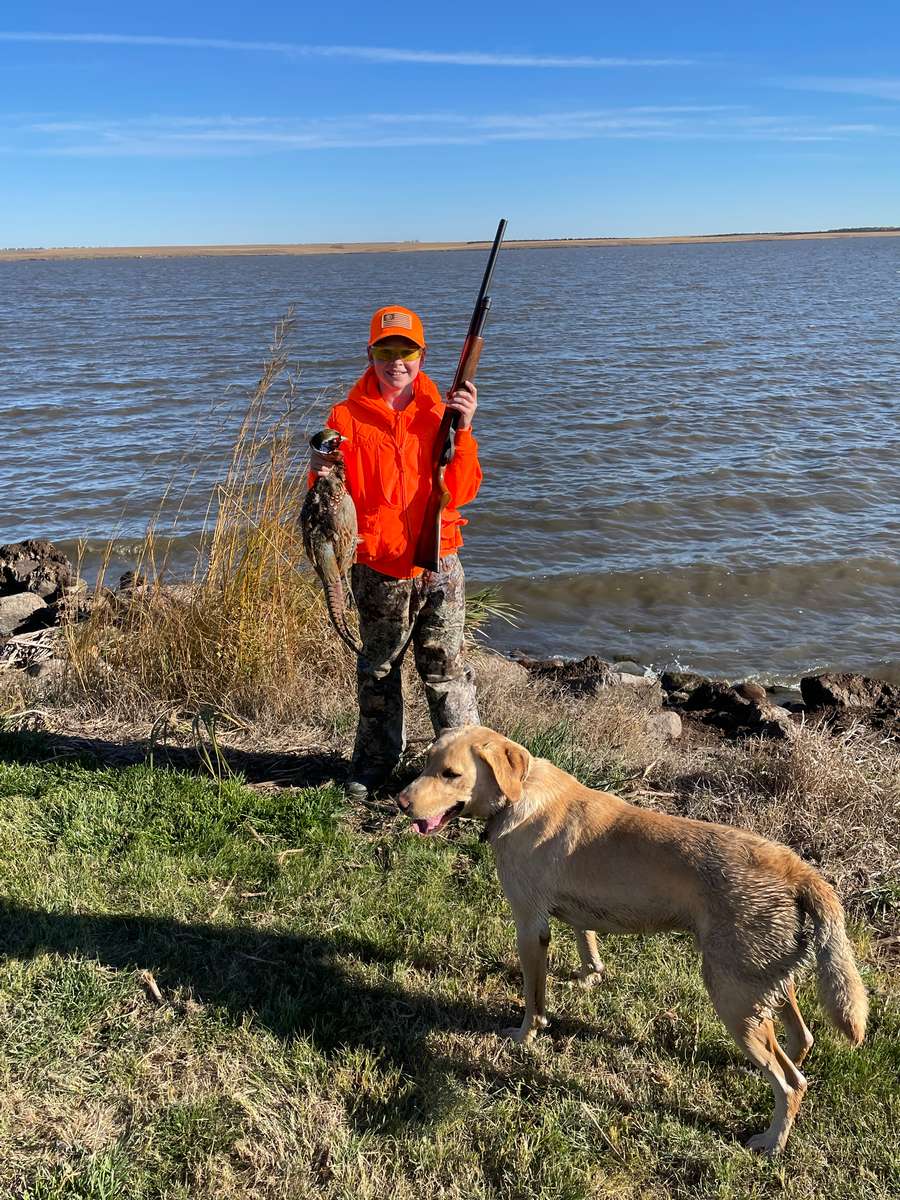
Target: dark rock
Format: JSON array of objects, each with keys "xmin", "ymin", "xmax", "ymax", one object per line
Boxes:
[
  {"xmin": 523, "ymin": 653, "xmax": 617, "ymax": 697},
  {"xmin": 660, "ymin": 671, "xmax": 706, "ymax": 697},
  {"xmin": 668, "ymin": 676, "xmax": 798, "ymax": 740},
  {"xmin": 117, "ymin": 570, "xmax": 148, "ymax": 593},
  {"xmin": 808, "ymin": 705, "xmax": 900, "ymax": 741},
  {"xmin": 0, "ymin": 539, "xmax": 75, "ymax": 603},
  {"xmin": 685, "ymin": 679, "xmax": 750, "ymax": 716},
  {"xmin": 801, "ymin": 672, "xmax": 900, "ymax": 740},
  {"xmin": 800, "ymin": 672, "xmax": 900, "ymax": 711}
]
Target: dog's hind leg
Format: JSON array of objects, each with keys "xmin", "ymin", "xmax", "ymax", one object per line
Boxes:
[
  {"xmin": 708, "ymin": 979, "xmax": 808, "ymax": 1155},
  {"xmin": 503, "ymin": 915, "xmax": 551, "ymax": 1045},
  {"xmin": 774, "ymin": 978, "xmax": 814, "ymax": 1066},
  {"xmin": 573, "ymin": 929, "xmax": 605, "ymax": 989}
]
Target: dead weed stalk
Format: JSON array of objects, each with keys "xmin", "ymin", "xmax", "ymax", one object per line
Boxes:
[{"xmin": 62, "ymin": 314, "xmax": 356, "ymax": 725}]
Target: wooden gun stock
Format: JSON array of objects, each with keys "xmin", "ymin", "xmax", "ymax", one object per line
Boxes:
[{"xmin": 456, "ymin": 336, "xmax": 485, "ymax": 397}]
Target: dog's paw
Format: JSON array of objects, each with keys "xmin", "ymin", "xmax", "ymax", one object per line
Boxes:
[
  {"xmin": 501, "ymin": 1016, "xmax": 548, "ymax": 1045},
  {"xmin": 744, "ymin": 1131, "xmax": 781, "ymax": 1156},
  {"xmin": 575, "ymin": 964, "xmax": 605, "ymax": 990},
  {"xmin": 501, "ymin": 1025, "xmax": 529, "ymax": 1044}
]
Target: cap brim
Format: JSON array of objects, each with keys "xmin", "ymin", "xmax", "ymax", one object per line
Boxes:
[{"xmin": 371, "ymin": 327, "xmax": 425, "ymax": 348}]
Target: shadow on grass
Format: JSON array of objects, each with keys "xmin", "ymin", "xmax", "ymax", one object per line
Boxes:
[
  {"xmin": 0, "ymin": 727, "xmax": 345, "ymax": 789},
  {"xmin": 0, "ymin": 900, "xmax": 738, "ymax": 1142}
]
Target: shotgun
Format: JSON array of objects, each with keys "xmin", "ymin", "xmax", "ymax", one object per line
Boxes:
[{"xmin": 413, "ymin": 218, "xmax": 507, "ymax": 572}]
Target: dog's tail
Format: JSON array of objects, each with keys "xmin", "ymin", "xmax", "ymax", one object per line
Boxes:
[{"xmin": 798, "ymin": 871, "xmax": 868, "ymax": 1045}]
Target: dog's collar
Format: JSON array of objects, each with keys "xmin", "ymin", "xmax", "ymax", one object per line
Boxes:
[{"xmin": 480, "ymin": 800, "xmax": 510, "ymax": 843}]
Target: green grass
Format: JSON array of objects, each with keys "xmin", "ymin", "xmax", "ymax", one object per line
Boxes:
[{"xmin": 0, "ymin": 732, "xmax": 897, "ymax": 1200}]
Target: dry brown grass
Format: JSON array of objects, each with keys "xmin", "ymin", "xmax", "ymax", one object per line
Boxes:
[
  {"xmin": 652, "ymin": 722, "xmax": 900, "ymax": 927},
  {"xmin": 0, "ymin": 672, "xmax": 39, "ymax": 715},
  {"xmin": 60, "ymin": 315, "xmax": 358, "ymax": 730},
  {"xmin": 474, "ymin": 651, "xmax": 661, "ymax": 763}
]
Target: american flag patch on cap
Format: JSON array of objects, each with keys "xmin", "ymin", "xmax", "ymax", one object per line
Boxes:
[{"xmin": 382, "ymin": 311, "xmax": 412, "ymax": 330}]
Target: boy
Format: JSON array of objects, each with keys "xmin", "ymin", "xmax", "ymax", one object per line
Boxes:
[{"xmin": 310, "ymin": 305, "xmax": 482, "ymax": 799}]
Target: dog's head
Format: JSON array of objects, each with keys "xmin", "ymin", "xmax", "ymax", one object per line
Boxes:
[{"xmin": 396, "ymin": 725, "xmax": 532, "ymax": 835}]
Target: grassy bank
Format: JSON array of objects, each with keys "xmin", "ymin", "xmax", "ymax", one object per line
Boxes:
[{"xmin": 0, "ymin": 728, "xmax": 897, "ymax": 1200}]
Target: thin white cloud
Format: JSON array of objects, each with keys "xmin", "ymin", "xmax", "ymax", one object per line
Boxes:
[
  {"xmin": 12, "ymin": 107, "xmax": 897, "ymax": 156},
  {"xmin": 779, "ymin": 76, "xmax": 900, "ymax": 103},
  {"xmin": 0, "ymin": 30, "xmax": 693, "ymax": 68}
]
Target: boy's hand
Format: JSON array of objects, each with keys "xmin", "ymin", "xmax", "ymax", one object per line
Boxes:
[
  {"xmin": 446, "ymin": 380, "xmax": 477, "ymax": 429},
  {"xmin": 310, "ymin": 446, "xmax": 341, "ymax": 477}
]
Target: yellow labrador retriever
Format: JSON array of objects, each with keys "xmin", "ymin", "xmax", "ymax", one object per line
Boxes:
[{"xmin": 396, "ymin": 725, "xmax": 867, "ymax": 1155}]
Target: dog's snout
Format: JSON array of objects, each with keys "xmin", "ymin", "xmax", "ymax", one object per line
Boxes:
[{"xmin": 396, "ymin": 789, "xmax": 411, "ymax": 811}]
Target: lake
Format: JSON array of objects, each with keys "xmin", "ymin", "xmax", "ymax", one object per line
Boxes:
[{"xmin": 2, "ymin": 237, "xmax": 898, "ymax": 684}]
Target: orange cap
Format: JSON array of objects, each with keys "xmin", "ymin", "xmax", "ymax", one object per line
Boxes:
[{"xmin": 368, "ymin": 305, "xmax": 426, "ymax": 348}]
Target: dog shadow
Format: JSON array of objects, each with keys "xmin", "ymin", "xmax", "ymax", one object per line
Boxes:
[
  {"xmin": 0, "ymin": 899, "xmax": 738, "ymax": 1142},
  {"xmin": 0, "ymin": 730, "xmax": 739, "ymax": 1144}
]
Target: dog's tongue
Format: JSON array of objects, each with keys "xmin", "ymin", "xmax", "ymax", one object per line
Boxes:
[{"xmin": 413, "ymin": 812, "xmax": 445, "ymax": 836}]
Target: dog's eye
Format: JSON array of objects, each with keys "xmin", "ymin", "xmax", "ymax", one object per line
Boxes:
[{"xmin": 442, "ymin": 768, "xmax": 461, "ymax": 779}]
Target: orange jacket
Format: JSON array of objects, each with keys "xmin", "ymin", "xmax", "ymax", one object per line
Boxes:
[{"xmin": 310, "ymin": 367, "xmax": 482, "ymax": 579}]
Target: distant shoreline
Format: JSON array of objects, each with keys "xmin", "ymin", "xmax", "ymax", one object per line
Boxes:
[{"xmin": 2, "ymin": 228, "xmax": 900, "ymax": 263}]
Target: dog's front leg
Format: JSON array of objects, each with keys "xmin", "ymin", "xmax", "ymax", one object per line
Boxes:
[{"xmin": 503, "ymin": 916, "xmax": 551, "ymax": 1044}]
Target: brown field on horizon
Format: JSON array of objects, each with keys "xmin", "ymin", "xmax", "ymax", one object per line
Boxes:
[{"xmin": 3, "ymin": 228, "xmax": 900, "ymax": 262}]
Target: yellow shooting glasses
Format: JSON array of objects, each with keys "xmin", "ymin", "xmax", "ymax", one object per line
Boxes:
[{"xmin": 370, "ymin": 343, "xmax": 423, "ymax": 362}]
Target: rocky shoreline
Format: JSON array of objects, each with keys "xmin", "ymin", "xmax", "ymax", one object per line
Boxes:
[
  {"xmin": 511, "ymin": 651, "xmax": 900, "ymax": 743},
  {"xmin": 3, "ymin": 537, "xmax": 899, "ymax": 743}
]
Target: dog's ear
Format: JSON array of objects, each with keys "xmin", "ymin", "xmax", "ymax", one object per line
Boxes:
[{"xmin": 476, "ymin": 737, "xmax": 531, "ymax": 803}]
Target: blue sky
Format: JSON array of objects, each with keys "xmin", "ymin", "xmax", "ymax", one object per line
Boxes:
[{"xmin": 2, "ymin": 1, "xmax": 899, "ymax": 246}]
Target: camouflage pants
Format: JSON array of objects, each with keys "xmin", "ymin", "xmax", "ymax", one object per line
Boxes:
[{"xmin": 350, "ymin": 556, "xmax": 480, "ymax": 772}]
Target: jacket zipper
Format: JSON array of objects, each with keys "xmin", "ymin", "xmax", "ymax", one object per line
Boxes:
[{"xmin": 396, "ymin": 409, "xmax": 414, "ymax": 551}]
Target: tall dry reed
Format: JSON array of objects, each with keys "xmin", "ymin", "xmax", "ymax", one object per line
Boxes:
[{"xmin": 64, "ymin": 315, "xmax": 356, "ymax": 727}]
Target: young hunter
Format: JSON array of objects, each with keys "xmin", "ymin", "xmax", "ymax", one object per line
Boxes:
[{"xmin": 309, "ymin": 305, "xmax": 483, "ymax": 799}]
